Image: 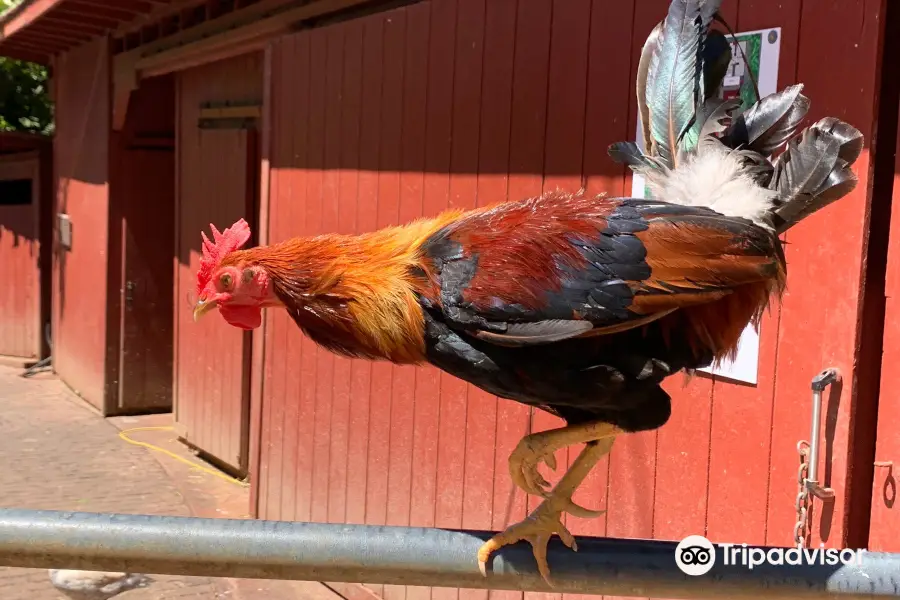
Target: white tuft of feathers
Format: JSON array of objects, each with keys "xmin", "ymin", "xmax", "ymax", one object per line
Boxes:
[
  {"xmin": 48, "ymin": 569, "xmax": 153, "ymax": 600},
  {"xmin": 640, "ymin": 142, "xmax": 778, "ymax": 230}
]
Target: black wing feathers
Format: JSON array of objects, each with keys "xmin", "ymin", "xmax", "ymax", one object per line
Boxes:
[{"xmin": 421, "ymin": 196, "xmax": 775, "ymax": 348}]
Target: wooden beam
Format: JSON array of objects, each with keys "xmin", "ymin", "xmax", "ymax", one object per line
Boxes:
[
  {"xmin": 111, "ymin": 0, "xmax": 373, "ymax": 125},
  {"xmin": 2, "ymin": 37, "xmax": 56, "ymax": 53},
  {"xmin": 67, "ymin": 0, "xmax": 150, "ymax": 17},
  {"xmin": 51, "ymin": 8, "xmax": 120, "ymax": 29},
  {"xmin": 126, "ymin": 135, "xmax": 175, "ymax": 150},
  {"xmin": 0, "ymin": 0, "xmax": 64, "ymax": 39},
  {"xmin": 64, "ymin": 1, "xmax": 144, "ymax": 22},
  {"xmin": 21, "ymin": 23, "xmax": 95, "ymax": 43},
  {"xmin": 9, "ymin": 32, "xmax": 69, "ymax": 52},
  {"xmin": 40, "ymin": 15, "xmax": 109, "ymax": 36},
  {"xmin": 117, "ymin": 0, "xmax": 286, "ymax": 57},
  {"xmin": 131, "ymin": 0, "xmax": 374, "ymax": 77},
  {"xmin": 197, "ymin": 104, "xmax": 261, "ymax": 120},
  {"xmin": 115, "ymin": 0, "xmax": 198, "ymax": 36},
  {"xmin": 0, "ymin": 44, "xmax": 48, "ymax": 64}
]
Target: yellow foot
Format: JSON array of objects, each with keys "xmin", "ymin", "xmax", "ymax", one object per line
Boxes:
[
  {"xmin": 508, "ymin": 423, "xmax": 621, "ymax": 498},
  {"xmin": 507, "ymin": 432, "xmax": 560, "ymax": 497},
  {"xmin": 476, "ymin": 494, "xmax": 606, "ymax": 585}
]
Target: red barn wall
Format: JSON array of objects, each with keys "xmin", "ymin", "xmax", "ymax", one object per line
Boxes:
[
  {"xmin": 0, "ymin": 151, "xmax": 45, "ymax": 359},
  {"xmin": 758, "ymin": 0, "xmax": 884, "ymax": 553},
  {"xmin": 174, "ymin": 52, "xmax": 263, "ymax": 473},
  {"xmin": 52, "ymin": 37, "xmax": 112, "ymax": 408},
  {"xmin": 254, "ymin": 1, "xmax": 885, "ymax": 598}
]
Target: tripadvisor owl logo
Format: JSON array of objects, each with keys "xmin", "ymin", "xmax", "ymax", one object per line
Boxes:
[
  {"xmin": 674, "ymin": 534, "xmax": 867, "ymax": 576},
  {"xmin": 675, "ymin": 535, "xmax": 716, "ymax": 576}
]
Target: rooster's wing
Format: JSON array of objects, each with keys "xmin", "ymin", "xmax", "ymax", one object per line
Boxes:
[{"xmin": 420, "ymin": 192, "xmax": 783, "ymax": 347}]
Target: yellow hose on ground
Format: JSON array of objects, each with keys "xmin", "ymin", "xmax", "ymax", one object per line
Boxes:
[{"xmin": 118, "ymin": 426, "xmax": 249, "ymax": 487}]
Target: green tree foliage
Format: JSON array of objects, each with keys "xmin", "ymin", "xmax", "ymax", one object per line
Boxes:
[{"xmin": 0, "ymin": 0, "xmax": 54, "ymax": 134}]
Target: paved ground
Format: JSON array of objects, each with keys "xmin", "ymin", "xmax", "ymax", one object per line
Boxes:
[{"xmin": 0, "ymin": 362, "xmax": 343, "ymax": 600}]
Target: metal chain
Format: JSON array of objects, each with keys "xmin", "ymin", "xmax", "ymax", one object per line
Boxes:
[{"xmin": 794, "ymin": 440, "xmax": 811, "ymax": 549}]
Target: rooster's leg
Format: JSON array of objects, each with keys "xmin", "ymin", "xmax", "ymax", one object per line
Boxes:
[
  {"xmin": 509, "ymin": 421, "xmax": 622, "ymax": 497},
  {"xmin": 478, "ymin": 429, "xmax": 617, "ymax": 585}
]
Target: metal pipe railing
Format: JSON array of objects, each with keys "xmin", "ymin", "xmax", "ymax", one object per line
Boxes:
[{"xmin": 0, "ymin": 508, "xmax": 898, "ymax": 599}]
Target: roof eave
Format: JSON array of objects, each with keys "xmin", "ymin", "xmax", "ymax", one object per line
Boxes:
[{"xmin": 0, "ymin": 0, "xmax": 64, "ymax": 39}]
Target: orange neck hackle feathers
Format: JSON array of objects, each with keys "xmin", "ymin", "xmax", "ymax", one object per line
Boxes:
[{"xmin": 214, "ymin": 211, "xmax": 466, "ymax": 364}]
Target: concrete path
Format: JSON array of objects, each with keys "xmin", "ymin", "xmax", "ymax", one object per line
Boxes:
[{"xmin": 0, "ymin": 363, "xmax": 342, "ymax": 600}]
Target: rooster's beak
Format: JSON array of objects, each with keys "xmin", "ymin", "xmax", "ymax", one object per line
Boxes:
[{"xmin": 193, "ymin": 299, "xmax": 217, "ymax": 322}]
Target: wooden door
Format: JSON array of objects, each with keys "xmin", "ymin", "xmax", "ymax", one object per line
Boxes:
[
  {"xmin": 175, "ymin": 126, "xmax": 258, "ymax": 474},
  {"xmin": 0, "ymin": 156, "xmax": 40, "ymax": 359},
  {"xmin": 869, "ymin": 47, "xmax": 900, "ymax": 551},
  {"xmin": 117, "ymin": 146, "xmax": 176, "ymax": 412}
]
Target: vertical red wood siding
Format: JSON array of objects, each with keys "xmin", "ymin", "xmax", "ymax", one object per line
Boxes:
[
  {"xmin": 870, "ymin": 7, "xmax": 900, "ymax": 551},
  {"xmin": 53, "ymin": 37, "xmax": 112, "ymax": 409},
  {"xmin": 763, "ymin": 0, "xmax": 882, "ymax": 551},
  {"xmin": 174, "ymin": 53, "xmax": 263, "ymax": 473},
  {"xmin": 703, "ymin": 0, "xmax": 800, "ymax": 549},
  {"xmin": 256, "ymin": 2, "xmax": 883, "ymax": 599},
  {"xmin": 0, "ymin": 154, "xmax": 41, "ymax": 359},
  {"xmin": 478, "ymin": 6, "xmax": 528, "ymax": 600}
]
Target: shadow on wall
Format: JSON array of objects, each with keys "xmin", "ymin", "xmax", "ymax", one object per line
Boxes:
[
  {"xmin": 53, "ymin": 37, "xmax": 112, "ymax": 321},
  {"xmin": 185, "ymin": 11, "xmax": 630, "ymax": 262},
  {"xmin": 0, "ymin": 133, "xmax": 50, "ymax": 246},
  {"xmin": 0, "ymin": 179, "xmax": 40, "ymax": 354},
  {"xmin": 175, "ymin": 52, "xmax": 263, "ymax": 271},
  {"xmin": 262, "ymin": 8, "xmax": 630, "ymax": 180},
  {"xmin": 176, "ymin": 127, "xmax": 259, "ymax": 270},
  {"xmin": 0, "ymin": 141, "xmax": 54, "ymax": 359},
  {"xmin": 0, "ymin": 178, "xmax": 37, "ymax": 247}
]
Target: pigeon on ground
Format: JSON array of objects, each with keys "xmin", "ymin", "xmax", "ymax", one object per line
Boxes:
[{"xmin": 48, "ymin": 569, "xmax": 154, "ymax": 600}]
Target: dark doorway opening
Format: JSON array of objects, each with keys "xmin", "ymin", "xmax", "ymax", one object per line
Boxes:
[{"xmin": 106, "ymin": 73, "xmax": 177, "ymax": 415}]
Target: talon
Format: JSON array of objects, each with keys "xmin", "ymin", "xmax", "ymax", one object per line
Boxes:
[
  {"xmin": 477, "ymin": 542, "xmax": 502, "ymax": 576},
  {"xmin": 476, "ymin": 495, "xmax": 592, "ymax": 587},
  {"xmin": 543, "ymin": 452, "xmax": 557, "ymax": 471},
  {"xmin": 482, "ymin": 432, "xmax": 618, "ymax": 583},
  {"xmin": 533, "ymin": 533, "xmax": 552, "ymax": 584},
  {"xmin": 509, "ymin": 434, "xmax": 559, "ymax": 498},
  {"xmin": 563, "ymin": 499, "xmax": 606, "ymax": 519},
  {"xmin": 557, "ymin": 524, "xmax": 577, "ymax": 551},
  {"xmin": 526, "ymin": 467, "xmax": 550, "ymax": 489},
  {"xmin": 514, "ymin": 462, "xmax": 550, "ymax": 497}
]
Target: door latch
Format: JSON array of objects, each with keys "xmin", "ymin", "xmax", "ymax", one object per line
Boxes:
[
  {"xmin": 806, "ymin": 368, "xmax": 838, "ymax": 500},
  {"xmin": 794, "ymin": 368, "xmax": 839, "ymax": 548},
  {"xmin": 125, "ymin": 281, "xmax": 136, "ymax": 308}
]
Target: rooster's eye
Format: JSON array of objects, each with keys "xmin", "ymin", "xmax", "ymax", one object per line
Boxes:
[{"xmin": 219, "ymin": 273, "xmax": 233, "ymax": 289}]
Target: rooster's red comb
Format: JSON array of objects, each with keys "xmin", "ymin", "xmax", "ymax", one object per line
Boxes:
[{"xmin": 196, "ymin": 218, "xmax": 252, "ymax": 295}]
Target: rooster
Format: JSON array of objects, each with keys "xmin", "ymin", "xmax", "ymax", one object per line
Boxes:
[{"xmin": 192, "ymin": 0, "xmax": 862, "ymax": 584}]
